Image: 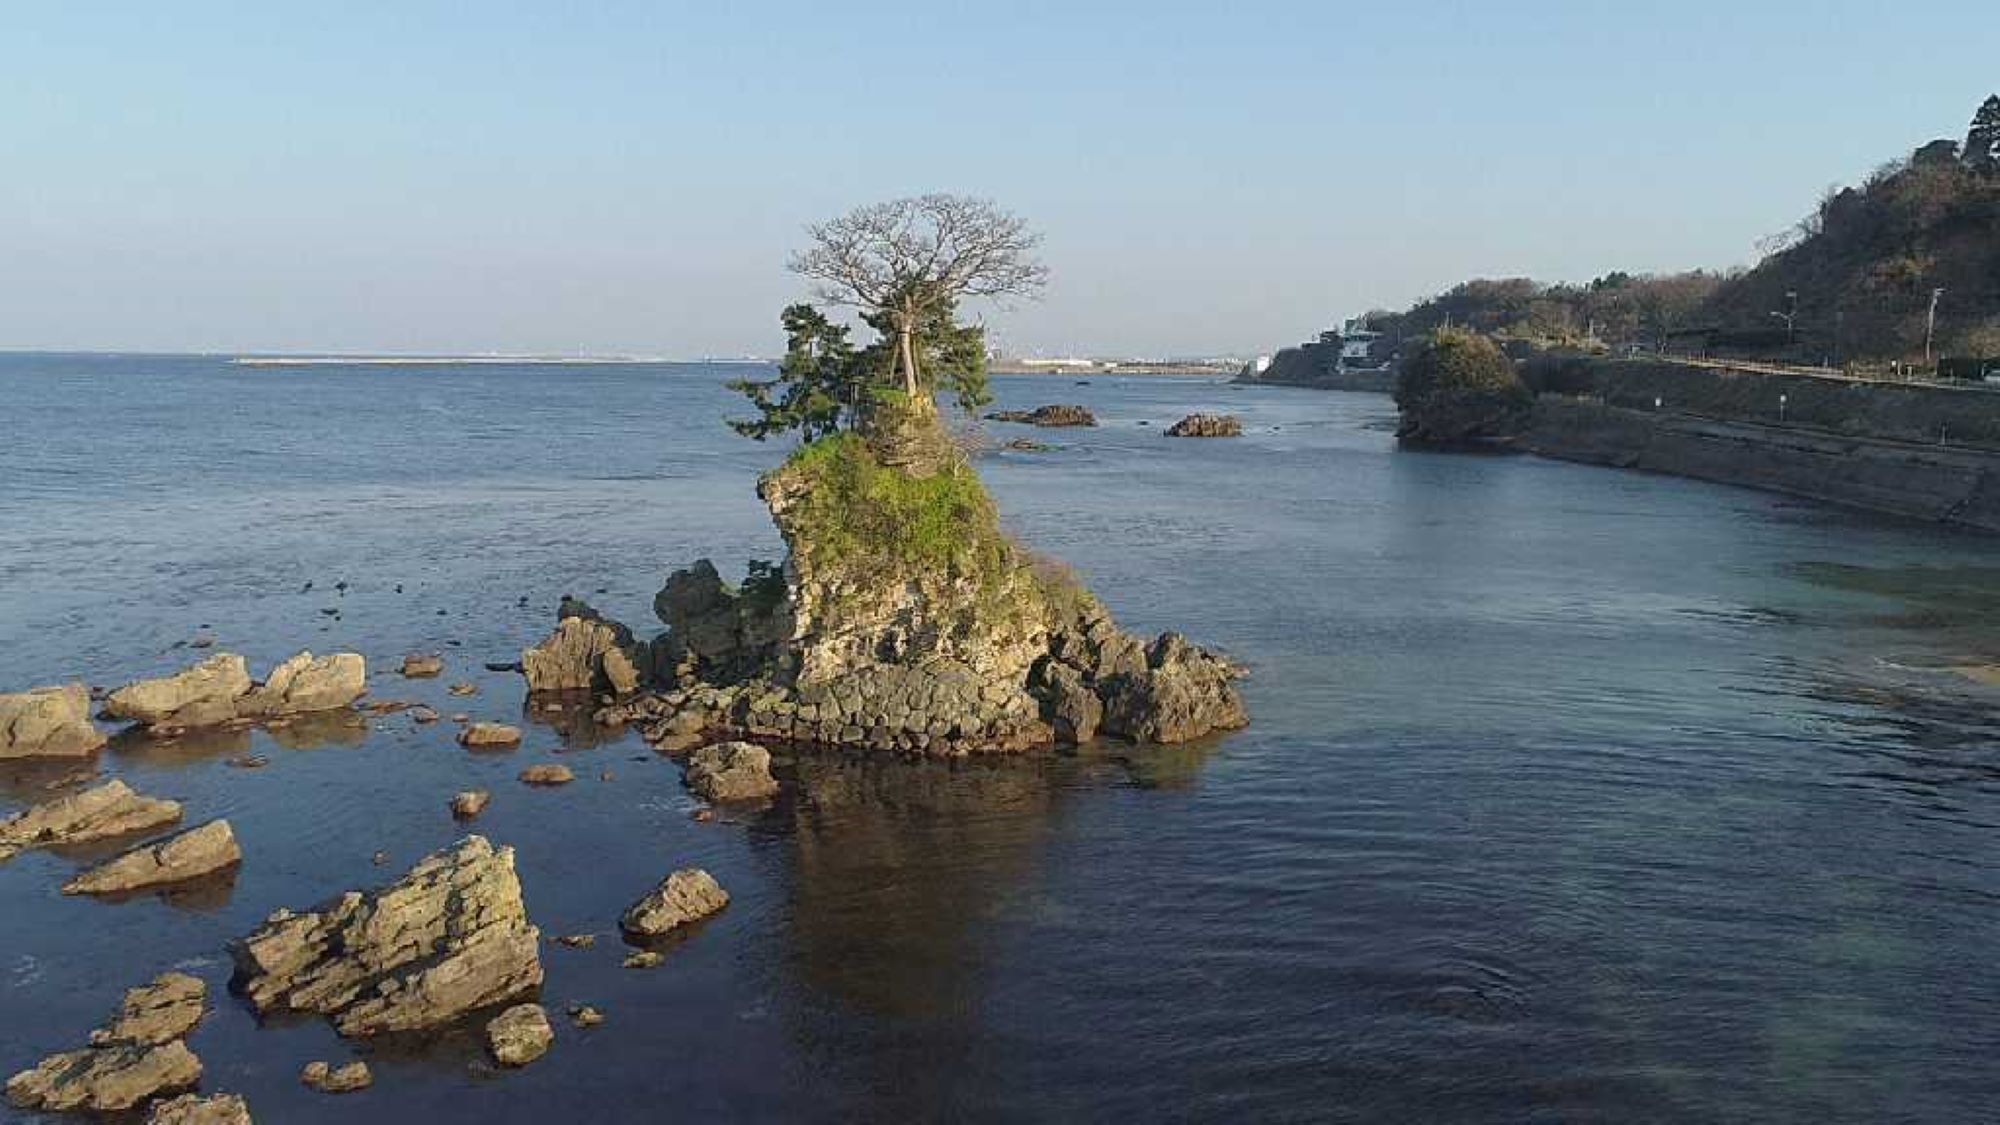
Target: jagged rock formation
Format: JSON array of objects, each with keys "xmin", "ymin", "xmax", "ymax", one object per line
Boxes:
[
  {"xmin": 0, "ymin": 779, "xmax": 183, "ymax": 861},
  {"xmin": 1165, "ymin": 413, "xmax": 1243, "ymax": 437},
  {"xmin": 105, "ymin": 652, "xmax": 367, "ymax": 735},
  {"xmin": 229, "ymin": 836, "xmax": 543, "ymax": 1037},
  {"xmin": 238, "ymin": 653, "xmax": 366, "ymax": 717},
  {"xmin": 583, "ymin": 400, "xmax": 1246, "ymax": 755},
  {"xmin": 107, "ymin": 655, "xmax": 252, "ymax": 732},
  {"xmin": 63, "ymin": 820, "xmax": 241, "ymax": 896},
  {"xmin": 6, "ymin": 974, "xmax": 207, "ymax": 1113},
  {"xmin": 620, "ymin": 868, "xmax": 730, "ymax": 937},
  {"xmin": 149, "ymin": 1092, "xmax": 253, "ymax": 1124},
  {"xmin": 0, "ymin": 682, "xmax": 106, "ymax": 758},
  {"xmin": 985, "ymin": 404, "xmax": 1097, "ymax": 427},
  {"xmin": 522, "ymin": 609, "xmax": 641, "ymax": 695}
]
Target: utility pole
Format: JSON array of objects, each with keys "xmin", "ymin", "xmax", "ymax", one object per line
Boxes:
[
  {"xmin": 1924, "ymin": 287, "xmax": 1945, "ymax": 368},
  {"xmin": 1770, "ymin": 290, "xmax": 1799, "ymax": 347}
]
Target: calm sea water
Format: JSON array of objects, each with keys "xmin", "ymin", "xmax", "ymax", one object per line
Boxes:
[{"xmin": 2, "ymin": 353, "xmax": 1998, "ymax": 1123}]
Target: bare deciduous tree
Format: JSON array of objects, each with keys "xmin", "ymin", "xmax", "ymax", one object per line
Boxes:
[{"xmin": 791, "ymin": 195, "xmax": 1048, "ymax": 397}]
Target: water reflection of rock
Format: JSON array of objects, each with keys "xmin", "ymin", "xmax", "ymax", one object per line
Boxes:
[
  {"xmin": 105, "ymin": 710, "xmax": 369, "ymax": 769},
  {"xmin": 520, "ymin": 691, "xmax": 617, "ymax": 750},
  {"xmin": 773, "ymin": 753, "xmax": 1063, "ymax": 1022},
  {"xmin": 770, "ymin": 740, "xmax": 1220, "ymax": 1019}
]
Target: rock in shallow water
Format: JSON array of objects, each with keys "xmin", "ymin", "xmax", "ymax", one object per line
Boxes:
[
  {"xmin": 238, "ymin": 652, "xmax": 367, "ymax": 717},
  {"xmin": 229, "ymin": 835, "xmax": 543, "ymax": 1037},
  {"xmin": 6, "ymin": 973, "xmax": 208, "ymax": 1113},
  {"xmin": 1163, "ymin": 412, "xmax": 1243, "ymax": 437},
  {"xmin": 62, "ymin": 819, "xmax": 241, "ymax": 896},
  {"xmin": 90, "ymin": 972, "xmax": 207, "ymax": 1047},
  {"xmin": 106, "ymin": 654, "xmax": 252, "ymax": 730},
  {"xmin": 148, "ymin": 1092, "xmax": 254, "ymax": 1124},
  {"xmin": 0, "ymin": 682, "xmax": 106, "ymax": 759},
  {"xmin": 400, "ymin": 653, "xmax": 445, "ymax": 678},
  {"xmin": 685, "ymin": 741, "xmax": 778, "ymax": 802},
  {"xmin": 458, "ymin": 722, "xmax": 521, "ymax": 749},
  {"xmin": 518, "ymin": 764, "xmax": 574, "ymax": 786},
  {"xmin": 299, "ymin": 1060, "xmax": 371, "ymax": 1094},
  {"xmin": 485, "ymin": 1003, "xmax": 554, "ymax": 1067},
  {"xmin": 0, "ymin": 779, "xmax": 182, "ymax": 862},
  {"xmin": 451, "ymin": 789, "xmax": 491, "ymax": 818},
  {"xmin": 620, "ymin": 867, "xmax": 729, "ymax": 937}
]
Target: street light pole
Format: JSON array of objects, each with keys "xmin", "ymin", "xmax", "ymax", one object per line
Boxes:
[{"xmin": 1925, "ymin": 287, "xmax": 1945, "ymax": 368}]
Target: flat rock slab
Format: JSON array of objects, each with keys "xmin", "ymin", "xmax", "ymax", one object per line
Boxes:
[
  {"xmin": 63, "ymin": 819, "xmax": 241, "ymax": 896},
  {"xmin": 7, "ymin": 974, "xmax": 208, "ymax": 1113},
  {"xmin": 0, "ymin": 682, "xmax": 106, "ymax": 758},
  {"xmin": 91, "ymin": 972, "xmax": 207, "ymax": 1046},
  {"xmin": 6, "ymin": 1040, "xmax": 201, "ymax": 1113},
  {"xmin": 0, "ymin": 779, "xmax": 183, "ymax": 861},
  {"xmin": 148, "ymin": 1092, "xmax": 254, "ymax": 1124},
  {"xmin": 620, "ymin": 867, "xmax": 729, "ymax": 938},
  {"xmin": 485, "ymin": 1003, "xmax": 554, "ymax": 1067},
  {"xmin": 230, "ymin": 835, "xmax": 543, "ymax": 1037},
  {"xmin": 518, "ymin": 764, "xmax": 574, "ymax": 786}
]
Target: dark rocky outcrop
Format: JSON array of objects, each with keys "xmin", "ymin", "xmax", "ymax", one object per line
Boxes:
[
  {"xmin": 984, "ymin": 404, "xmax": 1097, "ymax": 427},
  {"xmin": 0, "ymin": 683, "xmax": 106, "ymax": 758},
  {"xmin": 62, "ymin": 820, "xmax": 242, "ymax": 896},
  {"xmin": 6, "ymin": 974, "xmax": 207, "ymax": 1113},
  {"xmin": 0, "ymin": 779, "xmax": 182, "ymax": 862},
  {"xmin": 229, "ymin": 836, "xmax": 543, "ymax": 1037},
  {"xmin": 1164, "ymin": 413, "xmax": 1243, "ymax": 437}
]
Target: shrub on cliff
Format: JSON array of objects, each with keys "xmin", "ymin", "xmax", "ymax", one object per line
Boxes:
[{"xmin": 1394, "ymin": 329, "xmax": 1531, "ymax": 445}]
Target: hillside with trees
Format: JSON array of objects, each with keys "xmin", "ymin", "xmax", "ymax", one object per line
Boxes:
[
  {"xmin": 1353, "ymin": 96, "xmax": 2000, "ymax": 369},
  {"xmin": 1701, "ymin": 94, "xmax": 2000, "ymax": 364}
]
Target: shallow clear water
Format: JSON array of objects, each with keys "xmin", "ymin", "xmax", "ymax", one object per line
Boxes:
[{"xmin": 2, "ymin": 354, "xmax": 1997, "ymax": 1122}]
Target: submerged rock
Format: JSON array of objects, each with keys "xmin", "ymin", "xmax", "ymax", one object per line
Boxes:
[
  {"xmin": 106, "ymin": 654, "xmax": 252, "ymax": 733},
  {"xmin": 1164, "ymin": 412, "xmax": 1243, "ymax": 437},
  {"xmin": 148, "ymin": 1092, "xmax": 253, "ymax": 1124},
  {"xmin": 299, "ymin": 1060, "xmax": 371, "ymax": 1094},
  {"xmin": 0, "ymin": 779, "xmax": 183, "ymax": 862},
  {"xmin": 6, "ymin": 973, "xmax": 208, "ymax": 1113},
  {"xmin": 238, "ymin": 652, "xmax": 367, "ymax": 717},
  {"xmin": 0, "ymin": 683, "xmax": 106, "ymax": 758},
  {"xmin": 229, "ymin": 835, "xmax": 543, "ymax": 1037},
  {"xmin": 63, "ymin": 819, "xmax": 241, "ymax": 896},
  {"xmin": 485, "ymin": 1003, "xmax": 553, "ymax": 1067},
  {"xmin": 984, "ymin": 404, "xmax": 1097, "ymax": 427},
  {"xmin": 685, "ymin": 741, "xmax": 777, "ymax": 802},
  {"xmin": 620, "ymin": 868, "xmax": 729, "ymax": 938}
]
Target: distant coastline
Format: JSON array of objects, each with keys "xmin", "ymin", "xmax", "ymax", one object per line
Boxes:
[{"xmin": 231, "ymin": 355, "xmax": 754, "ymax": 367}]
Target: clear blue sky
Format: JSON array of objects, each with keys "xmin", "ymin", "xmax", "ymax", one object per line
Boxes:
[{"xmin": 4, "ymin": 1, "xmax": 1994, "ymax": 357}]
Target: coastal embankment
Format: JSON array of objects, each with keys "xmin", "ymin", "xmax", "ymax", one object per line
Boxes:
[
  {"xmin": 1514, "ymin": 359, "xmax": 2000, "ymax": 530},
  {"xmin": 1521, "ymin": 398, "xmax": 2000, "ymax": 531},
  {"xmin": 1234, "ymin": 346, "xmax": 1395, "ymax": 393}
]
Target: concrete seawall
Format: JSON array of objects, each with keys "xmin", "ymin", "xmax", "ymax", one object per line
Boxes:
[{"xmin": 1521, "ymin": 399, "xmax": 2000, "ymax": 532}]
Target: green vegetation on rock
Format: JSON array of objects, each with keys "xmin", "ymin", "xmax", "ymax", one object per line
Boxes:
[
  {"xmin": 1394, "ymin": 329, "xmax": 1531, "ymax": 446},
  {"xmin": 771, "ymin": 431, "xmax": 1010, "ymax": 593}
]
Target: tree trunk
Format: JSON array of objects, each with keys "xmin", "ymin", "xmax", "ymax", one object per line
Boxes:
[{"xmin": 897, "ymin": 309, "xmax": 920, "ymax": 396}]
